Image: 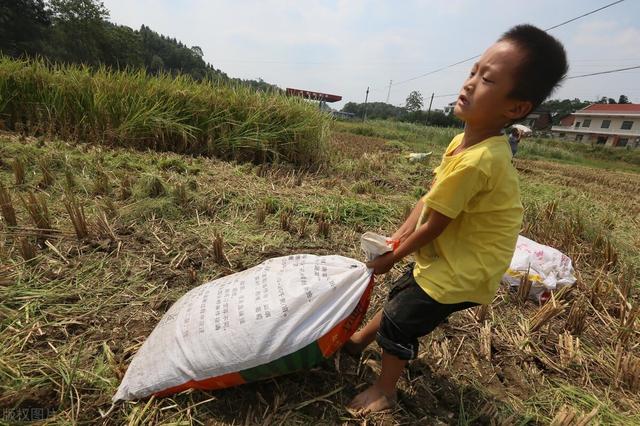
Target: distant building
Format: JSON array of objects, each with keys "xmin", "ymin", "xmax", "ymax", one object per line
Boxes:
[
  {"xmin": 551, "ymin": 103, "xmax": 640, "ymax": 148},
  {"xmin": 521, "ymin": 110, "xmax": 552, "ymax": 130},
  {"xmin": 443, "ymin": 101, "xmax": 456, "ymax": 115}
]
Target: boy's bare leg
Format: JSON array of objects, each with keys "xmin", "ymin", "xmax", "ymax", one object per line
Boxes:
[
  {"xmin": 343, "ymin": 309, "xmax": 383, "ymax": 356},
  {"xmin": 348, "ymin": 350, "xmax": 406, "ymax": 413}
]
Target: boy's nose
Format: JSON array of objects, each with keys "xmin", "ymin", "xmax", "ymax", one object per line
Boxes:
[{"xmin": 464, "ymin": 80, "xmax": 474, "ymax": 93}]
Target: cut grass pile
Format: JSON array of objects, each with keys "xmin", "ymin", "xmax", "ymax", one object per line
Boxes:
[
  {"xmin": 0, "ymin": 126, "xmax": 638, "ymax": 424},
  {"xmin": 0, "ymin": 57, "xmax": 330, "ymax": 167}
]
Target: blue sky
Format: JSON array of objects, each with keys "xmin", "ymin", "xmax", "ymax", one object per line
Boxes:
[{"xmin": 101, "ymin": 0, "xmax": 640, "ymax": 110}]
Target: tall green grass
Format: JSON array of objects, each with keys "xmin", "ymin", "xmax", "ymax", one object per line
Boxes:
[
  {"xmin": 517, "ymin": 137, "xmax": 640, "ymax": 170},
  {"xmin": 334, "ymin": 119, "xmax": 459, "ymax": 151},
  {"xmin": 0, "ymin": 57, "xmax": 330, "ymax": 167}
]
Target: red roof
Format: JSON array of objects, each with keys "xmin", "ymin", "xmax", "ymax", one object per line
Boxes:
[
  {"xmin": 580, "ymin": 103, "xmax": 640, "ymax": 113},
  {"xmin": 285, "ymin": 88, "xmax": 342, "ymax": 103}
]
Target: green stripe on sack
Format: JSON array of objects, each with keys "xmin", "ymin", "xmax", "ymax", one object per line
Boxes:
[{"xmin": 239, "ymin": 341, "xmax": 325, "ymax": 383}]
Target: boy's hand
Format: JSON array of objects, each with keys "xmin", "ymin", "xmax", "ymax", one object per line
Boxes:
[{"xmin": 366, "ymin": 252, "xmax": 395, "ymax": 275}]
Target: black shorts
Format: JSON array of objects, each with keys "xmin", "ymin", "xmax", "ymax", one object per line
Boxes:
[{"xmin": 375, "ymin": 265, "xmax": 478, "ymax": 360}]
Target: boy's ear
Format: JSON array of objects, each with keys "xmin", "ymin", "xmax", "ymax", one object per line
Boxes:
[{"xmin": 505, "ymin": 100, "xmax": 533, "ymax": 120}]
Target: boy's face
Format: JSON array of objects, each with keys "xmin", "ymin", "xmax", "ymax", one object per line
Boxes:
[{"xmin": 454, "ymin": 41, "xmax": 532, "ymax": 129}]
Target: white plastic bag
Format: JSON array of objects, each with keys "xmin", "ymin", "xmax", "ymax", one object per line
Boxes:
[
  {"xmin": 503, "ymin": 235, "xmax": 576, "ymax": 303},
  {"xmin": 114, "ymin": 232, "xmax": 391, "ymax": 401}
]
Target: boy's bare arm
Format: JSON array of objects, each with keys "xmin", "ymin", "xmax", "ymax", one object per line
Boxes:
[
  {"xmin": 390, "ymin": 199, "xmax": 424, "ymax": 243},
  {"xmin": 393, "ymin": 209, "xmax": 451, "ymax": 260},
  {"xmin": 367, "ymin": 209, "xmax": 452, "ymax": 274}
]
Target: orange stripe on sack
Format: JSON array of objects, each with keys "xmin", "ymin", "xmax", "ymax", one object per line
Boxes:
[
  {"xmin": 317, "ymin": 276, "xmax": 375, "ymax": 357},
  {"xmin": 153, "ymin": 371, "xmax": 246, "ymax": 398}
]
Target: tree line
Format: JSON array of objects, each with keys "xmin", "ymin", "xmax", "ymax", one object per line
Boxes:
[
  {"xmin": 0, "ymin": 0, "xmax": 278, "ymax": 92},
  {"xmin": 342, "ymin": 89, "xmax": 634, "ymax": 128},
  {"xmin": 341, "ymin": 90, "xmax": 464, "ymax": 128},
  {"xmin": 540, "ymin": 95, "xmax": 632, "ymax": 124}
]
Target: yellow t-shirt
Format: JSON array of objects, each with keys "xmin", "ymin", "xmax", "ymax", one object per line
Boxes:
[{"xmin": 414, "ymin": 133, "xmax": 523, "ymax": 305}]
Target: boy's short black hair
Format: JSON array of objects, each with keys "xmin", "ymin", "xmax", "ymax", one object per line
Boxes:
[{"xmin": 499, "ymin": 24, "xmax": 568, "ymax": 114}]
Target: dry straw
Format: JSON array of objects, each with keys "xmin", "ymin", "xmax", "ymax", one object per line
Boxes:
[
  {"xmin": 94, "ymin": 210, "xmax": 117, "ymax": 241},
  {"xmin": 0, "ymin": 181, "xmax": 17, "ymax": 227},
  {"xmin": 615, "ymin": 348, "xmax": 640, "ymax": 392},
  {"xmin": 12, "ymin": 157, "xmax": 25, "ymax": 185},
  {"xmin": 20, "ymin": 191, "xmax": 53, "ymax": 239},
  {"xmin": 18, "ymin": 237, "xmax": 37, "ymax": 261},
  {"xmin": 213, "ymin": 232, "xmax": 224, "ymax": 264},
  {"xmin": 63, "ymin": 191, "xmax": 89, "ymax": 240},
  {"xmin": 317, "ymin": 218, "xmax": 330, "ymax": 239},
  {"xmin": 550, "ymin": 405, "xmax": 598, "ymax": 426},
  {"xmin": 516, "ymin": 269, "xmax": 533, "ymax": 304},
  {"xmin": 255, "ymin": 205, "xmax": 266, "ymax": 225},
  {"xmin": 530, "ymin": 291, "xmax": 569, "ymax": 333},
  {"xmin": 279, "ymin": 210, "xmax": 291, "ymax": 232},
  {"xmin": 565, "ymin": 296, "xmax": 588, "ymax": 336},
  {"xmin": 37, "ymin": 158, "xmax": 55, "ymax": 188}
]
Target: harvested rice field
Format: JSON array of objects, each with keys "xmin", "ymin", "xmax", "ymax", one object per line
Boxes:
[{"xmin": 1, "ymin": 123, "xmax": 639, "ymax": 425}]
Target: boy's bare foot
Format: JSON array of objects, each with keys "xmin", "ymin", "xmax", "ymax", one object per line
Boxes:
[{"xmin": 347, "ymin": 383, "xmax": 397, "ymax": 415}]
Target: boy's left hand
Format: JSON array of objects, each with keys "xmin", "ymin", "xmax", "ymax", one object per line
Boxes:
[{"xmin": 366, "ymin": 252, "xmax": 395, "ymax": 275}]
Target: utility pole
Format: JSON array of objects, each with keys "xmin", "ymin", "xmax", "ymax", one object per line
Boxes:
[
  {"xmin": 426, "ymin": 92, "xmax": 434, "ymax": 126},
  {"xmin": 362, "ymin": 86, "xmax": 370, "ymax": 122},
  {"xmin": 385, "ymin": 80, "xmax": 392, "ymax": 103}
]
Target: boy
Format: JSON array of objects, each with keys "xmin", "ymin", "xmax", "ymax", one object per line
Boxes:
[{"xmin": 346, "ymin": 24, "xmax": 567, "ymax": 414}]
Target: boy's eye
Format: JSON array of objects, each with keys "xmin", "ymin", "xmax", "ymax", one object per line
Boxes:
[
  {"xmin": 482, "ymin": 77, "xmax": 493, "ymax": 83},
  {"xmin": 469, "ymin": 71, "xmax": 476, "ymax": 77}
]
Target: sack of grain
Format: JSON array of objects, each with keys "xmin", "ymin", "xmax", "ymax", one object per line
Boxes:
[
  {"xmin": 503, "ymin": 235, "xmax": 576, "ymax": 303},
  {"xmin": 113, "ymin": 232, "xmax": 391, "ymax": 401}
]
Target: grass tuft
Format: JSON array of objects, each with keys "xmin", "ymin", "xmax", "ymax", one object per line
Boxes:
[{"xmin": 0, "ymin": 181, "xmax": 17, "ymax": 227}]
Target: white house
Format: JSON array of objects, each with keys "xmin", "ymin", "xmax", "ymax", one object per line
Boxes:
[
  {"xmin": 551, "ymin": 104, "xmax": 640, "ymax": 148},
  {"xmin": 443, "ymin": 101, "xmax": 456, "ymax": 115}
]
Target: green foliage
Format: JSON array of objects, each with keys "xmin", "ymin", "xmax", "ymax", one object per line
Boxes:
[
  {"xmin": 0, "ymin": 0, "xmax": 278, "ymax": 91},
  {"xmin": 342, "ymin": 101, "xmax": 404, "ymax": 120},
  {"xmin": 539, "ymin": 98, "xmax": 591, "ymax": 124},
  {"xmin": 335, "ymin": 120, "xmax": 459, "ymax": 151},
  {"xmin": 405, "ymin": 90, "xmax": 424, "ymax": 112},
  {"xmin": 517, "ymin": 137, "xmax": 640, "ymax": 169},
  {"xmin": 0, "ymin": 57, "xmax": 329, "ymax": 167},
  {"xmin": 341, "ymin": 101, "xmax": 463, "ymax": 128},
  {"xmin": 0, "ymin": 0, "xmax": 51, "ymax": 57}
]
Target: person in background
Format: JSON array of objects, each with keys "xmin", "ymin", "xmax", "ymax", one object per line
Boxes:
[{"xmin": 508, "ymin": 127, "xmax": 522, "ymax": 156}]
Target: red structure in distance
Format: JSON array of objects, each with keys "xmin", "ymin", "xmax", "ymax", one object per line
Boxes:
[{"xmin": 286, "ymin": 88, "xmax": 342, "ymax": 103}]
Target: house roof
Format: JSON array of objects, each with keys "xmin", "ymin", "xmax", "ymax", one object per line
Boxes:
[{"xmin": 580, "ymin": 103, "xmax": 640, "ymax": 113}]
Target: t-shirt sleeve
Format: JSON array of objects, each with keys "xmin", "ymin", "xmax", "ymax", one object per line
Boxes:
[{"xmin": 423, "ymin": 165, "xmax": 487, "ymax": 219}]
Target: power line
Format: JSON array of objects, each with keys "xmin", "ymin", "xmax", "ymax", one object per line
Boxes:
[
  {"xmin": 566, "ymin": 65, "xmax": 640, "ymax": 79},
  {"xmin": 544, "ymin": 0, "xmax": 625, "ymax": 31},
  {"xmin": 433, "ymin": 93, "xmax": 459, "ymax": 98},
  {"xmin": 427, "ymin": 65, "xmax": 640, "ymax": 100},
  {"xmin": 390, "ymin": 0, "xmax": 626, "ymax": 87}
]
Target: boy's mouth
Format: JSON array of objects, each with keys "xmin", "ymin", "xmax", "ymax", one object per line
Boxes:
[{"xmin": 457, "ymin": 94, "xmax": 469, "ymax": 106}]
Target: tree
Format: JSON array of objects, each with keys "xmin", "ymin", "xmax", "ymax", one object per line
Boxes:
[
  {"xmin": 618, "ymin": 94, "xmax": 631, "ymax": 104},
  {"xmin": 0, "ymin": 0, "xmax": 273, "ymax": 90},
  {"xmin": 539, "ymin": 98, "xmax": 590, "ymax": 124},
  {"xmin": 607, "ymin": 98, "xmax": 617, "ymax": 104},
  {"xmin": 0, "ymin": 0, "xmax": 51, "ymax": 57},
  {"xmin": 191, "ymin": 46, "xmax": 204, "ymax": 58},
  {"xmin": 405, "ymin": 91, "xmax": 424, "ymax": 112},
  {"xmin": 48, "ymin": 0, "xmax": 110, "ymax": 64},
  {"xmin": 149, "ymin": 55, "xmax": 164, "ymax": 73},
  {"xmin": 49, "ymin": 0, "xmax": 108, "ymax": 22}
]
